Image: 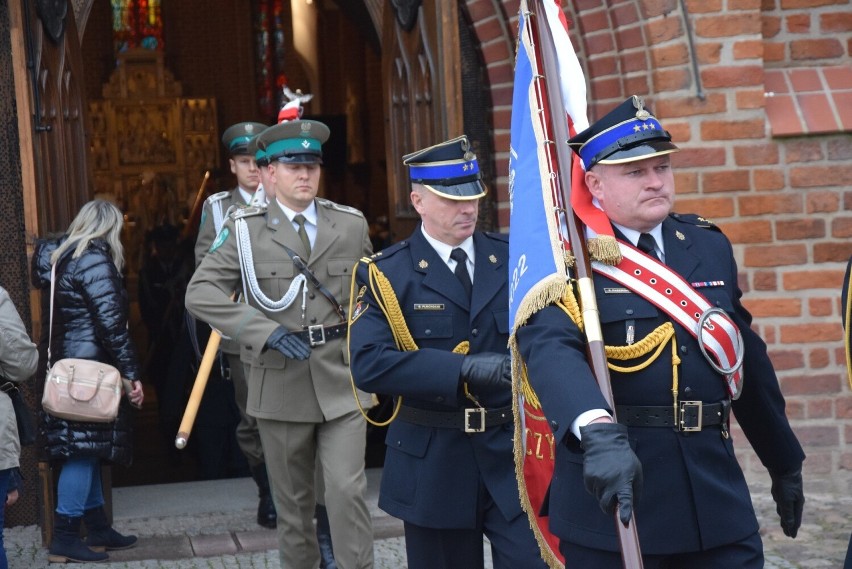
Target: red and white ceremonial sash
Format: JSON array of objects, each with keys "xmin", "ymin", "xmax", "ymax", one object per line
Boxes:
[{"xmin": 593, "ymin": 241, "xmax": 744, "ymax": 399}]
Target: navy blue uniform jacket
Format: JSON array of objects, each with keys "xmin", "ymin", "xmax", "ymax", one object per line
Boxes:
[
  {"xmin": 517, "ymin": 214, "xmax": 804, "ymax": 555},
  {"xmin": 348, "ymin": 227, "xmax": 521, "ymax": 529}
]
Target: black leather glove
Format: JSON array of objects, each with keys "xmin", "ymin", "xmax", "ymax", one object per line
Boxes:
[
  {"xmin": 459, "ymin": 353, "xmax": 511, "ymax": 395},
  {"xmin": 265, "ymin": 326, "xmax": 311, "ymax": 360},
  {"xmin": 769, "ymin": 467, "xmax": 804, "ymax": 538},
  {"xmin": 580, "ymin": 422, "xmax": 643, "ymax": 526}
]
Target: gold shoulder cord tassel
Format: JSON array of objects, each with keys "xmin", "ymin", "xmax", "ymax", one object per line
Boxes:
[
  {"xmin": 605, "ymin": 322, "xmax": 681, "ymax": 421},
  {"xmin": 348, "ymin": 262, "xmax": 469, "ymax": 426},
  {"xmin": 554, "ymin": 286, "xmax": 683, "ymax": 416}
]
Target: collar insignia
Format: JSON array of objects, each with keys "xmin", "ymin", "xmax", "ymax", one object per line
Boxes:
[{"xmin": 418, "ymin": 259, "xmax": 428, "ymax": 269}]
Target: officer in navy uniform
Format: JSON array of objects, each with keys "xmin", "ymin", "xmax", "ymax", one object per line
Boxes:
[
  {"xmin": 516, "ymin": 96, "xmax": 806, "ymax": 567},
  {"xmin": 186, "ymin": 118, "xmax": 375, "ymax": 569},
  {"xmin": 193, "ymin": 121, "xmax": 277, "ymax": 528},
  {"xmin": 348, "ymin": 136, "xmax": 547, "ymax": 569}
]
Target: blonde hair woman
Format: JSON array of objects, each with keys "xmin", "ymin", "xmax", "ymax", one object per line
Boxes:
[{"xmin": 32, "ymin": 199, "xmax": 144, "ymax": 563}]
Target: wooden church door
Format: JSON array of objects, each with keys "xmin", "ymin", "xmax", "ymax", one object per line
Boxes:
[{"xmin": 381, "ymin": 0, "xmax": 464, "ymax": 241}]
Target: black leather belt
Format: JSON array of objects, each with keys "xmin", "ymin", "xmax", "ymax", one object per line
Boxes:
[
  {"xmin": 616, "ymin": 400, "xmax": 730, "ymax": 433},
  {"xmin": 398, "ymin": 405, "xmax": 513, "ymax": 433},
  {"xmin": 0, "ymin": 381, "xmax": 17, "ymax": 395},
  {"xmin": 292, "ymin": 322, "xmax": 348, "ymax": 347}
]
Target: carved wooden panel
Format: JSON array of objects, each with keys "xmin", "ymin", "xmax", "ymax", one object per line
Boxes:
[
  {"xmin": 381, "ymin": 0, "xmax": 462, "ymax": 240},
  {"xmin": 88, "ymin": 49, "xmax": 217, "ymax": 275},
  {"xmin": 28, "ymin": 0, "xmax": 91, "ymax": 235}
]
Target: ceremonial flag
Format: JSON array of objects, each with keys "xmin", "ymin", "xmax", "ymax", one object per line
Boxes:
[{"xmin": 508, "ymin": 1, "xmax": 591, "ymax": 567}]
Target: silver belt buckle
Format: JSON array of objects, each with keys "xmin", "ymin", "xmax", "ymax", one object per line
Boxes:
[
  {"xmin": 679, "ymin": 401, "xmax": 703, "ymax": 432},
  {"xmin": 307, "ymin": 325, "xmax": 326, "ymax": 346},
  {"xmin": 464, "ymin": 408, "xmax": 486, "ymax": 433}
]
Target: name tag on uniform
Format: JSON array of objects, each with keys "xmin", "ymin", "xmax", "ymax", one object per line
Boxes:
[
  {"xmin": 414, "ymin": 303, "xmax": 445, "ymax": 311},
  {"xmin": 603, "ymin": 287, "xmax": 630, "ymax": 294}
]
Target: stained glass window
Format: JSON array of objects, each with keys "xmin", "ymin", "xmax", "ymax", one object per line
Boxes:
[
  {"xmin": 254, "ymin": 0, "xmax": 287, "ymax": 119},
  {"xmin": 111, "ymin": 0, "xmax": 164, "ymax": 53}
]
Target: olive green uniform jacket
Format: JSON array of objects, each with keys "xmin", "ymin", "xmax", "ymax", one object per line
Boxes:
[
  {"xmin": 185, "ymin": 198, "xmax": 373, "ymax": 422},
  {"xmin": 194, "ymin": 188, "xmax": 252, "ymax": 357}
]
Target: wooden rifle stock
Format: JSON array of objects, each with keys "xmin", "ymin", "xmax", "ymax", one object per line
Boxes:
[{"xmin": 528, "ymin": 1, "xmax": 644, "ymax": 566}]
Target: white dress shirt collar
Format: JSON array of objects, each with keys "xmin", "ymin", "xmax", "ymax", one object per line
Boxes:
[
  {"xmin": 236, "ymin": 186, "xmax": 255, "ymax": 205},
  {"xmin": 277, "ymin": 200, "xmax": 318, "ymax": 226},
  {"xmin": 613, "ymin": 222, "xmax": 664, "ymax": 260},
  {"xmin": 420, "ymin": 226, "xmax": 475, "ymax": 270}
]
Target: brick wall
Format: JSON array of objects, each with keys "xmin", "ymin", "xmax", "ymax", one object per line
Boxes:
[
  {"xmin": 762, "ymin": 0, "xmax": 852, "ymax": 65},
  {"xmin": 464, "ymin": 0, "xmax": 852, "ymax": 493}
]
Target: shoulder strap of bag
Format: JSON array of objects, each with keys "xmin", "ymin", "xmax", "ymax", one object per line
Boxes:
[{"xmin": 47, "ymin": 263, "xmax": 57, "ymax": 368}]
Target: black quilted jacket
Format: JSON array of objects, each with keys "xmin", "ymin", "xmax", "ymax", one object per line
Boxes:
[{"xmin": 31, "ymin": 236, "xmax": 139, "ymax": 466}]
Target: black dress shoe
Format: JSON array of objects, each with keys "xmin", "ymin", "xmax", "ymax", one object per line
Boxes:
[{"xmin": 257, "ymin": 494, "xmax": 277, "ymax": 529}]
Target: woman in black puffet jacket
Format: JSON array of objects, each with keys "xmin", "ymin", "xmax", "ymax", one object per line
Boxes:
[{"xmin": 31, "ymin": 199, "xmax": 145, "ymax": 564}]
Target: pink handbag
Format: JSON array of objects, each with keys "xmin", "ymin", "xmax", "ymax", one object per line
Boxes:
[{"xmin": 41, "ymin": 264, "xmax": 122, "ymax": 423}]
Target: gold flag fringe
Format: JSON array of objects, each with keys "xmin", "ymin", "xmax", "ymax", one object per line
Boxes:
[
  {"xmin": 509, "ymin": 275, "xmax": 574, "ymax": 569},
  {"xmin": 587, "ymin": 234, "xmax": 622, "ymax": 266},
  {"xmin": 510, "ymin": 337, "xmax": 564, "ymax": 569}
]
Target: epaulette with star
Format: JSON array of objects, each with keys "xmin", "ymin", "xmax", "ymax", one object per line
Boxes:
[
  {"xmin": 669, "ymin": 212, "xmax": 721, "ymax": 232},
  {"xmin": 230, "ymin": 205, "xmax": 267, "ymax": 220},
  {"xmin": 317, "ymin": 197, "xmax": 365, "ymax": 218}
]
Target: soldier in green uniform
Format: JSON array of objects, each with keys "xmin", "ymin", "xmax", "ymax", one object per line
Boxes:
[
  {"xmin": 246, "ymin": 129, "xmax": 337, "ymax": 566},
  {"xmin": 193, "ymin": 121, "xmax": 277, "ymax": 528},
  {"xmin": 186, "ymin": 118, "xmax": 375, "ymax": 569},
  {"xmin": 195, "ymin": 121, "xmax": 269, "ymax": 263}
]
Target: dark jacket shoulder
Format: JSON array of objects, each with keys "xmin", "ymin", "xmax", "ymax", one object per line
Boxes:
[
  {"xmin": 363, "ymin": 239, "xmax": 409, "ymax": 265},
  {"xmin": 482, "ymin": 231, "xmax": 509, "ymax": 245},
  {"xmin": 32, "ymin": 236, "xmax": 64, "ymax": 289},
  {"xmin": 669, "ymin": 212, "xmax": 722, "ymax": 233}
]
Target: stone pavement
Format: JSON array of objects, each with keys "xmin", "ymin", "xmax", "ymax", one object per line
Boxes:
[{"xmin": 3, "ymin": 468, "xmax": 849, "ymax": 568}]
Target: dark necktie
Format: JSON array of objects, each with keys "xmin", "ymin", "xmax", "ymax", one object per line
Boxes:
[
  {"xmin": 450, "ymin": 248, "xmax": 473, "ymax": 298},
  {"xmin": 637, "ymin": 233, "xmax": 659, "ymax": 261},
  {"xmin": 294, "ymin": 214, "xmax": 311, "ymax": 257}
]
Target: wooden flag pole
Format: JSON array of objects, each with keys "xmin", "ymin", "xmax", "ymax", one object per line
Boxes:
[{"xmin": 528, "ymin": 1, "xmax": 644, "ymax": 566}]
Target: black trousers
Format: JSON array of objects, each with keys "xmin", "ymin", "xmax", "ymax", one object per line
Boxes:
[
  {"xmin": 560, "ymin": 530, "xmax": 763, "ymax": 569},
  {"xmin": 402, "ymin": 482, "xmax": 546, "ymax": 569}
]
